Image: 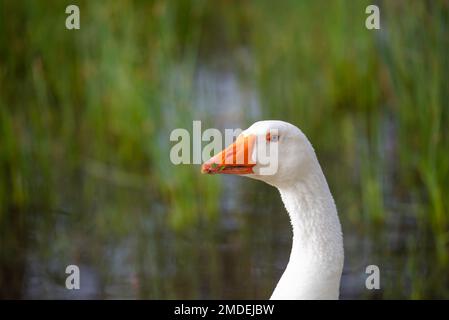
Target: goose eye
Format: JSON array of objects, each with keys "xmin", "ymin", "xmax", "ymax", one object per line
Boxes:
[{"xmin": 266, "ymin": 132, "xmax": 279, "ymax": 142}]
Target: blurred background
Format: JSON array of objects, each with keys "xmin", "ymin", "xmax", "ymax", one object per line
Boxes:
[{"xmin": 0, "ymin": 0, "xmax": 448, "ymax": 299}]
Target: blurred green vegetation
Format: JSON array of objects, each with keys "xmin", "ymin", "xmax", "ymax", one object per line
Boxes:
[{"xmin": 0, "ymin": 0, "xmax": 448, "ymax": 299}]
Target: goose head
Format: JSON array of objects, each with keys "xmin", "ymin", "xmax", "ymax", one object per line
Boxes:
[{"xmin": 201, "ymin": 120, "xmax": 316, "ymax": 188}]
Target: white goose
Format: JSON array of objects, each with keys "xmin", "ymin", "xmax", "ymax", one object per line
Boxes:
[{"xmin": 202, "ymin": 120, "xmax": 344, "ymax": 300}]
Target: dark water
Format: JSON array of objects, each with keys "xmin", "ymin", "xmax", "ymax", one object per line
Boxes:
[{"xmin": 22, "ymin": 174, "xmax": 418, "ymax": 299}]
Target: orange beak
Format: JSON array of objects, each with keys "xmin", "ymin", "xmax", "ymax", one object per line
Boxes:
[{"xmin": 201, "ymin": 134, "xmax": 256, "ymax": 175}]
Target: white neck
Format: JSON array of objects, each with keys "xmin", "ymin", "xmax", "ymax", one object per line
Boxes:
[{"xmin": 270, "ymin": 162, "xmax": 344, "ymax": 300}]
